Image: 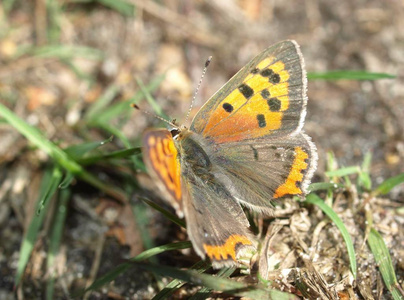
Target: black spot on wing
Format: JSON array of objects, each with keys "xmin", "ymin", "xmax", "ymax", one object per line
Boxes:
[
  {"xmin": 222, "ymin": 103, "xmax": 234, "ymax": 113},
  {"xmin": 267, "ymin": 98, "xmax": 281, "ymax": 112},
  {"xmin": 238, "ymin": 84, "xmax": 254, "ymax": 99},
  {"xmin": 261, "ymin": 89, "xmax": 271, "ymax": 99},
  {"xmin": 256, "ymin": 114, "xmax": 266, "ymax": 128},
  {"xmin": 260, "ymin": 68, "xmax": 273, "ymax": 77},
  {"xmin": 269, "ymin": 73, "xmax": 281, "ymax": 84},
  {"xmin": 260, "ymin": 68, "xmax": 281, "ymax": 84}
]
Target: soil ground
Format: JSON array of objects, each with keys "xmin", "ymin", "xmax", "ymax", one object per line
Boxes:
[{"xmin": 0, "ymin": 1, "xmax": 403, "ymax": 299}]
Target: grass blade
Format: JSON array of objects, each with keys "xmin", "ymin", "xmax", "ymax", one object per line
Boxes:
[
  {"xmin": 306, "ymin": 193, "xmax": 357, "ymax": 279},
  {"xmin": 308, "ymin": 71, "xmax": 395, "ymax": 80},
  {"xmin": 307, "ymin": 182, "xmax": 343, "ymax": 192},
  {"xmin": 77, "ymin": 147, "xmax": 141, "ymax": 165},
  {"xmin": 153, "ymin": 261, "xmax": 211, "ymax": 300},
  {"xmin": 28, "ymin": 45, "xmax": 103, "ymax": 60},
  {"xmin": 58, "ymin": 172, "xmax": 75, "ymax": 189},
  {"xmin": 358, "ymin": 152, "xmax": 372, "ymax": 190},
  {"xmin": 15, "ymin": 167, "xmax": 63, "ymax": 287},
  {"xmin": 97, "ymin": 123, "xmax": 145, "ymax": 171},
  {"xmin": 82, "ymin": 241, "xmax": 192, "ymax": 295},
  {"xmin": 190, "ymin": 266, "xmax": 236, "ymax": 300},
  {"xmin": 140, "ymin": 197, "xmax": 186, "ymax": 228},
  {"xmin": 96, "ymin": 0, "xmax": 135, "ymax": 16},
  {"xmin": 368, "ymin": 229, "xmax": 403, "ymax": 299},
  {"xmin": 46, "ymin": 188, "xmax": 71, "ymax": 300},
  {"xmin": 136, "ymin": 77, "xmax": 169, "ymax": 119},
  {"xmin": 64, "ymin": 136, "xmax": 114, "ymax": 160},
  {"xmin": 93, "ymin": 74, "xmax": 165, "ymax": 124},
  {"xmin": 325, "ymin": 166, "xmax": 361, "ymax": 177},
  {"xmin": 375, "ymin": 172, "xmax": 404, "ymax": 195},
  {"xmin": 135, "ymin": 262, "xmax": 295, "ymax": 299},
  {"xmin": 85, "ymin": 85, "xmax": 120, "ymax": 122},
  {"xmin": 0, "ymin": 103, "xmax": 128, "ymax": 203}
]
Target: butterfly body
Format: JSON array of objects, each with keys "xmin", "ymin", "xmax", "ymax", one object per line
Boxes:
[{"xmin": 142, "ymin": 40, "xmax": 318, "ymax": 268}]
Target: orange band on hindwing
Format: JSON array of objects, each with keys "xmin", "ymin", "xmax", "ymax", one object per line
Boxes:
[
  {"xmin": 203, "ymin": 235, "xmax": 253, "ymax": 261},
  {"xmin": 274, "ymin": 146, "xmax": 309, "ymax": 198},
  {"xmin": 146, "ymin": 132, "xmax": 182, "ymax": 201}
]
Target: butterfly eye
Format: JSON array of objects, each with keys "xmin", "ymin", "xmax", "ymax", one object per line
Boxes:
[{"xmin": 170, "ymin": 129, "xmax": 180, "ymax": 138}]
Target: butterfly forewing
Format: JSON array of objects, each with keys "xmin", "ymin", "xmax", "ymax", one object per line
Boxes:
[
  {"xmin": 142, "ymin": 129, "xmax": 183, "ymax": 216},
  {"xmin": 190, "ymin": 40, "xmax": 307, "ymax": 144}
]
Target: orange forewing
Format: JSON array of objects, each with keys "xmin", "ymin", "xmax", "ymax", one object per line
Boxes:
[
  {"xmin": 201, "ymin": 60, "xmax": 290, "ymax": 143},
  {"xmin": 143, "ymin": 130, "xmax": 182, "ymax": 211},
  {"xmin": 191, "ymin": 40, "xmax": 306, "ymax": 145}
]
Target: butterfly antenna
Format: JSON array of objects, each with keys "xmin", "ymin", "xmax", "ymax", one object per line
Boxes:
[
  {"xmin": 184, "ymin": 56, "xmax": 212, "ymax": 124},
  {"xmin": 131, "ymin": 104, "xmax": 177, "ymax": 128}
]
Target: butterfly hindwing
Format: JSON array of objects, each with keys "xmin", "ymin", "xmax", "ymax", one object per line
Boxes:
[
  {"xmin": 190, "ymin": 40, "xmax": 307, "ymax": 144},
  {"xmin": 181, "ymin": 169, "xmax": 256, "ymax": 268},
  {"xmin": 211, "ymin": 132, "xmax": 317, "ymax": 214}
]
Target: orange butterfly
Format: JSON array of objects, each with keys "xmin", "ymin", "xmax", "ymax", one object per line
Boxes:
[{"xmin": 142, "ymin": 40, "xmax": 317, "ymax": 268}]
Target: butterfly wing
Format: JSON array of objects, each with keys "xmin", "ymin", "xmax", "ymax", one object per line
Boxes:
[
  {"xmin": 181, "ymin": 162, "xmax": 256, "ymax": 268},
  {"xmin": 143, "ymin": 129, "xmax": 256, "ymax": 268},
  {"xmin": 142, "ymin": 129, "xmax": 183, "ymax": 216},
  {"xmin": 190, "ymin": 40, "xmax": 307, "ymax": 144},
  {"xmin": 211, "ymin": 132, "xmax": 317, "ymax": 214}
]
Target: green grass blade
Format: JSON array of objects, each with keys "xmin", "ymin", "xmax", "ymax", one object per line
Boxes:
[
  {"xmin": 135, "ymin": 262, "xmax": 294, "ymax": 299},
  {"xmin": 153, "ymin": 261, "xmax": 211, "ymax": 300},
  {"xmin": 2, "ymin": 0, "xmax": 16, "ymax": 15},
  {"xmin": 308, "ymin": 71, "xmax": 396, "ymax": 80},
  {"xmin": 77, "ymin": 147, "xmax": 141, "ymax": 165},
  {"xmin": 58, "ymin": 172, "xmax": 75, "ymax": 189},
  {"xmin": 368, "ymin": 229, "xmax": 403, "ymax": 299},
  {"xmin": 28, "ymin": 45, "xmax": 103, "ymax": 60},
  {"xmin": 85, "ymin": 85, "xmax": 120, "ymax": 122},
  {"xmin": 131, "ymin": 201, "xmax": 156, "ymax": 261},
  {"xmin": 0, "ymin": 103, "xmax": 128, "ymax": 203},
  {"xmin": 94, "ymin": 74, "xmax": 165, "ymax": 124},
  {"xmin": 46, "ymin": 188, "xmax": 71, "ymax": 300},
  {"xmin": 15, "ymin": 167, "xmax": 63, "ymax": 288},
  {"xmin": 132, "ymin": 241, "xmax": 192, "ymax": 261},
  {"xmin": 358, "ymin": 152, "xmax": 372, "ymax": 190},
  {"xmin": 64, "ymin": 136, "xmax": 114, "ymax": 160},
  {"xmin": 190, "ymin": 267, "xmax": 236, "ymax": 300},
  {"xmin": 325, "ymin": 166, "xmax": 361, "ymax": 178},
  {"xmin": 82, "ymin": 241, "xmax": 192, "ymax": 295},
  {"xmin": 140, "ymin": 197, "xmax": 186, "ymax": 228},
  {"xmin": 96, "ymin": 0, "xmax": 135, "ymax": 16},
  {"xmin": 306, "ymin": 194, "xmax": 357, "ymax": 279},
  {"xmin": 92, "ymin": 101, "xmax": 131, "ymax": 124},
  {"xmin": 60, "ymin": 58, "xmax": 94, "ymax": 81},
  {"xmin": 375, "ymin": 172, "xmax": 404, "ymax": 195},
  {"xmin": 307, "ymin": 182, "xmax": 343, "ymax": 192},
  {"xmin": 46, "ymin": 0, "xmax": 62, "ymax": 43},
  {"xmin": 136, "ymin": 77, "xmax": 169, "ymax": 119},
  {"xmin": 97, "ymin": 123, "xmax": 145, "ymax": 171}
]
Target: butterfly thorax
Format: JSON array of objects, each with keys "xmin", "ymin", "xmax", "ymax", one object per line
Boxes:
[{"xmin": 172, "ymin": 127, "xmax": 214, "ymax": 182}]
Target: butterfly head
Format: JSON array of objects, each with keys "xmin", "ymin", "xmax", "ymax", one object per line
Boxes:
[{"xmin": 169, "ymin": 124, "xmax": 191, "ymax": 141}]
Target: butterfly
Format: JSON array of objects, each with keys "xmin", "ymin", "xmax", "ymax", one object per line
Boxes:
[{"xmin": 141, "ymin": 40, "xmax": 317, "ymax": 268}]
